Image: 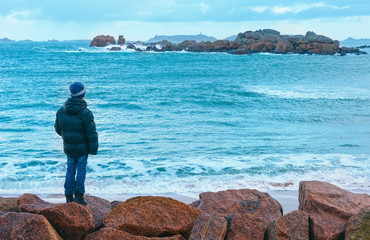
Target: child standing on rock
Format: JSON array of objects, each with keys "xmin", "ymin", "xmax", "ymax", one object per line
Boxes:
[{"xmin": 54, "ymin": 82, "xmax": 98, "ymax": 205}]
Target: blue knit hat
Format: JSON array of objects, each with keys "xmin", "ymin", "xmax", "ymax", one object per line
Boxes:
[{"xmin": 70, "ymin": 82, "xmax": 86, "ymax": 98}]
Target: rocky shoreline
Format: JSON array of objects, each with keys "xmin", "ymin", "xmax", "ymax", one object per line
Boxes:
[
  {"xmin": 0, "ymin": 181, "xmax": 369, "ymax": 240},
  {"xmin": 90, "ymin": 29, "xmax": 367, "ymax": 55}
]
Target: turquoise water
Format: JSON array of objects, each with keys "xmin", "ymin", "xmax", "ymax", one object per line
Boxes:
[{"xmin": 0, "ymin": 41, "xmax": 369, "ymax": 195}]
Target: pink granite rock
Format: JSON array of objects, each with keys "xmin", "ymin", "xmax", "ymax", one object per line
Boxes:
[
  {"xmin": 226, "ymin": 213, "xmax": 267, "ymax": 240},
  {"xmin": 0, "ymin": 211, "xmax": 62, "ymax": 239},
  {"xmin": 18, "ymin": 193, "xmax": 94, "ymax": 240},
  {"xmin": 198, "ymin": 189, "xmax": 282, "ymax": 223},
  {"xmin": 104, "ymin": 196, "xmax": 201, "ymax": 238},
  {"xmin": 299, "ymin": 181, "xmax": 370, "ymax": 240},
  {"xmin": 189, "ymin": 213, "xmax": 227, "ymax": 240},
  {"xmin": 266, "ymin": 210, "xmax": 309, "ymax": 240},
  {"xmin": 85, "ymin": 195, "xmax": 111, "ymax": 230},
  {"xmin": 0, "ymin": 197, "xmax": 19, "ymax": 212}
]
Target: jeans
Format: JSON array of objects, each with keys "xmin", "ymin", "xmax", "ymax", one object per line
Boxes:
[{"xmin": 64, "ymin": 155, "xmax": 88, "ymax": 195}]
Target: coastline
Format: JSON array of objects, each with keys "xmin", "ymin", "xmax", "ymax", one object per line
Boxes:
[
  {"xmin": 0, "ymin": 190, "xmax": 300, "ymax": 214},
  {"xmin": 3, "ymin": 188, "xmax": 370, "ymax": 215},
  {"xmin": 2, "ymin": 182, "xmax": 369, "ymax": 239}
]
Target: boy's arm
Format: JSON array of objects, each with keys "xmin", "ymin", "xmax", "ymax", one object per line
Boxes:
[
  {"xmin": 83, "ymin": 110, "xmax": 99, "ymax": 155},
  {"xmin": 54, "ymin": 111, "xmax": 62, "ymax": 136}
]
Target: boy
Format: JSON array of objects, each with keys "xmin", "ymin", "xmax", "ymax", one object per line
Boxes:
[{"xmin": 55, "ymin": 82, "xmax": 98, "ymax": 205}]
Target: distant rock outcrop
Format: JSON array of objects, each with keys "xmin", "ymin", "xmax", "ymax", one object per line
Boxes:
[
  {"xmin": 90, "ymin": 30, "xmax": 365, "ymax": 55},
  {"xmin": 117, "ymin": 35, "xmax": 125, "ymax": 45},
  {"xmin": 0, "ymin": 37, "xmax": 14, "ymax": 42},
  {"xmin": 90, "ymin": 35, "xmax": 116, "ymax": 47}
]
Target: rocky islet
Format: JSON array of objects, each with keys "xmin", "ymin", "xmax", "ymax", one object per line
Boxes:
[{"xmin": 90, "ymin": 29, "xmax": 366, "ymax": 55}]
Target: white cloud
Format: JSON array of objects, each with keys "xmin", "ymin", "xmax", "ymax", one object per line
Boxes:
[
  {"xmin": 248, "ymin": 3, "xmax": 350, "ymax": 15},
  {"xmin": 199, "ymin": 2, "xmax": 210, "ymax": 14},
  {"xmin": 272, "ymin": 6, "xmax": 292, "ymax": 14},
  {"xmin": 292, "ymin": 3, "xmax": 349, "ymax": 14},
  {"xmin": 251, "ymin": 6, "xmax": 267, "ymax": 13}
]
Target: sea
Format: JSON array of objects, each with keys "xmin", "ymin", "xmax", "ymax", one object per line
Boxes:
[{"xmin": 0, "ymin": 41, "xmax": 369, "ymax": 197}]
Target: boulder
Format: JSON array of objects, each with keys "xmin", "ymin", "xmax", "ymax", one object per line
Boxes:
[
  {"xmin": 226, "ymin": 214, "xmax": 267, "ymax": 240},
  {"xmin": 286, "ymin": 35, "xmax": 306, "ymax": 44},
  {"xmin": 345, "ymin": 207, "xmax": 370, "ymax": 240},
  {"xmin": 198, "ymin": 189, "xmax": 282, "ymax": 224},
  {"xmin": 110, "ymin": 200, "xmax": 123, "ymax": 209},
  {"xmin": 0, "ymin": 211, "xmax": 62, "ymax": 239},
  {"xmin": 189, "ymin": 200, "xmax": 200, "ymax": 208},
  {"xmin": 266, "ymin": 210, "xmax": 309, "ymax": 240},
  {"xmin": 210, "ymin": 40, "xmax": 231, "ymax": 52},
  {"xmin": 0, "ymin": 197, "xmax": 19, "ymax": 212},
  {"xmin": 39, "ymin": 203, "xmax": 95, "ymax": 240},
  {"xmin": 84, "ymin": 227, "xmax": 135, "ymax": 240},
  {"xmin": 84, "ymin": 227, "xmax": 186, "ymax": 240},
  {"xmin": 126, "ymin": 44, "xmax": 137, "ymax": 50},
  {"xmin": 305, "ymin": 31, "xmax": 318, "ymax": 42},
  {"xmin": 189, "ymin": 213, "xmax": 227, "ymax": 240},
  {"xmin": 339, "ymin": 47, "xmax": 363, "ymax": 55},
  {"xmin": 299, "ymin": 181, "xmax": 370, "ymax": 240},
  {"xmin": 305, "ymin": 31, "xmax": 333, "ymax": 43},
  {"xmin": 85, "ymin": 195, "xmax": 112, "ymax": 230},
  {"xmin": 262, "ymin": 29, "xmax": 280, "ymax": 36},
  {"xmin": 90, "ymin": 35, "xmax": 116, "ymax": 47},
  {"xmin": 18, "ymin": 193, "xmax": 55, "ymax": 213},
  {"xmin": 319, "ymin": 42, "xmax": 339, "ymax": 55},
  {"xmin": 251, "ymin": 42, "xmax": 266, "ymax": 52},
  {"xmin": 104, "ymin": 196, "xmax": 201, "ymax": 238},
  {"xmin": 264, "ymin": 42, "xmax": 276, "ymax": 52},
  {"xmin": 275, "ymin": 41, "xmax": 294, "ymax": 54},
  {"xmin": 109, "ymin": 47, "xmax": 121, "ymax": 51},
  {"xmin": 18, "ymin": 194, "xmax": 95, "ymax": 240},
  {"xmin": 118, "ymin": 35, "xmax": 126, "ymax": 45}
]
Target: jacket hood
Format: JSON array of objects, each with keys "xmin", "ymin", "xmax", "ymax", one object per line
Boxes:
[{"xmin": 64, "ymin": 98, "xmax": 87, "ymax": 115}]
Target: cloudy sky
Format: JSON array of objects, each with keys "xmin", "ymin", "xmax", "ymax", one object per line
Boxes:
[{"xmin": 1, "ymin": 0, "xmax": 369, "ymax": 41}]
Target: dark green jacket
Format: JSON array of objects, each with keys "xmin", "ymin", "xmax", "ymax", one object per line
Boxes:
[{"xmin": 55, "ymin": 98, "xmax": 98, "ymax": 157}]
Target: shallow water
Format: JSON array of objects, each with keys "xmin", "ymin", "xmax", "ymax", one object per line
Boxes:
[{"xmin": 0, "ymin": 42, "xmax": 369, "ymax": 195}]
